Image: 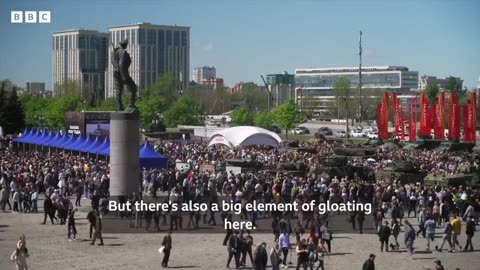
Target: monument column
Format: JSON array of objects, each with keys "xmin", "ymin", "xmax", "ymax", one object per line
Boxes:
[{"xmin": 109, "ymin": 111, "xmax": 140, "ymax": 196}]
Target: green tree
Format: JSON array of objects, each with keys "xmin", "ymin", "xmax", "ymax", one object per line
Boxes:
[
  {"xmin": 333, "ymin": 77, "xmax": 352, "ymax": 137},
  {"xmin": 136, "ymin": 96, "xmax": 168, "ymax": 129},
  {"xmin": 3, "ymin": 87, "xmax": 26, "ymax": 134},
  {"xmin": 333, "ymin": 77, "xmax": 352, "ymax": 118},
  {"xmin": 424, "ymin": 83, "xmax": 439, "ymax": 106},
  {"xmin": 273, "ymin": 99, "xmax": 302, "ymax": 139},
  {"xmin": 230, "ymin": 107, "xmax": 254, "ymax": 126},
  {"xmin": 163, "ymin": 96, "xmax": 202, "ymax": 127},
  {"xmin": 44, "ymin": 95, "xmax": 83, "ymax": 128},
  {"xmin": 0, "ymin": 82, "xmax": 7, "ymax": 130},
  {"xmin": 54, "ymin": 79, "xmax": 82, "ymax": 97},
  {"xmin": 18, "ymin": 93, "xmax": 48, "ymax": 126},
  {"xmin": 254, "ymin": 110, "xmax": 274, "ymax": 128},
  {"xmin": 142, "ymin": 73, "xmax": 179, "ymax": 105},
  {"xmin": 446, "ymin": 77, "xmax": 468, "ymax": 106}
]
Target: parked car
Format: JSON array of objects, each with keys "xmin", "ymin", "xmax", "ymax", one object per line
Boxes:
[
  {"xmin": 350, "ymin": 129, "xmax": 366, "ymax": 138},
  {"xmin": 266, "ymin": 125, "xmax": 281, "ymax": 134},
  {"xmin": 298, "ymin": 127, "xmax": 310, "ymax": 134},
  {"xmin": 291, "ymin": 127, "xmax": 305, "ymax": 134},
  {"xmin": 362, "ymin": 126, "xmax": 377, "ymax": 133},
  {"xmin": 334, "ymin": 130, "xmax": 347, "ymax": 138},
  {"xmin": 367, "ymin": 132, "xmax": 378, "ymax": 139},
  {"xmin": 316, "ymin": 127, "xmax": 333, "ymax": 136}
]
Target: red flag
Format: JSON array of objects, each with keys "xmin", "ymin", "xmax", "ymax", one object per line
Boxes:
[
  {"xmin": 464, "ymin": 99, "xmax": 473, "ymax": 142},
  {"xmin": 377, "ymin": 92, "xmax": 389, "ymax": 140},
  {"xmin": 420, "ymin": 92, "xmax": 429, "ymax": 135},
  {"xmin": 392, "ymin": 93, "xmax": 399, "ymax": 138},
  {"xmin": 472, "ymin": 92, "xmax": 477, "ymax": 143},
  {"xmin": 449, "ymin": 92, "xmax": 460, "ymax": 140},
  {"xmin": 427, "ymin": 105, "xmax": 435, "ymax": 137},
  {"xmin": 408, "ymin": 101, "xmax": 415, "ymax": 141},
  {"xmin": 412, "ymin": 96, "xmax": 417, "ymax": 141},
  {"xmin": 400, "ymin": 105, "xmax": 405, "ymax": 141},
  {"xmin": 433, "ymin": 93, "xmax": 445, "ymax": 140}
]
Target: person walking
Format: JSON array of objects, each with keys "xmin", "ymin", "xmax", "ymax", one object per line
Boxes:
[
  {"xmin": 161, "ymin": 230, "xmax": 172, "ymax": 268},
  {"xmin": 86, "ymin": 208, "xmax": 96, "ymax": 239},
  {"xmin": 10, "ymin": 240, "xmax": 29, "ymax": 270},
  {"xmin": 435, "ymin": 220, "xmax": 453, "ymax": 252},
  {"xmin": 295, "ymin": 239, "xmax": 309, "ymax": 270},
  {"xmin": 90, "ymin": 210, "xmax": 104, "ymax": 246},
  {"xmin": 357, "ymin": 211, "xmax": 365, "ymax": 234},
  {"xmin": 378, "ymin": 220, "xmax": 391, "ymax": 252},
  {"xmin": 451, "ymin": 214, "xmax": 462, "ymax": 251},
  {"xmin": 424, "ymin": 216, "xmax": 436, "ymax": 251},
  {"xmin": 42, "ymin": 196, "xmax": 55, "ymax": 224},
  {"xmin": 30, "ymin": 189, "xmax": 38, "ymax": 213},
  {"xmin": 404, "ymin": 220, "xmax": 416, "ymax": 258},
  {"xmin": 391, "ymin": 219, "xmax": 400, "ymax": 248},
  {"xmin": 253, "ymin": 242, "xmax": 268, "ymax": 270},
  {"xmin": 270, "ymin": 240, "xmax": 282, "ymax": 270},
  {"xmin": 279, "ymin": 231, "xmax": 291, "ymax": 268},
  {"xmin": 227, "ymin": 230, "xmax": 240, "ymax": 269},
  {"xmin": 464, "ymin": 215, "xmax": 475, "ymax": 252},
  {"xmin": 67, "ymin": 208, "xmax": 77, "ymax": 241},
  {"xmin": 362, "ymin": 254, "xmax": 375, "ymax": 270},
  {"xmin": 316, "ymin": 239, "xmax": 329, "ymax": 270}
]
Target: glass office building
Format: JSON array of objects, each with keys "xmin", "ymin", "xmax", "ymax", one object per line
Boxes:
[
  {"xmin": 105, "ymin": 23, "xmax": 190, "ymax": 98},
  {"xmin": 294, "ymin": 66, "xmax": 418, "ymax": 115},
  {"xmin": 52, "ymin": 29, "xmax": 108, "ymax": 97}
]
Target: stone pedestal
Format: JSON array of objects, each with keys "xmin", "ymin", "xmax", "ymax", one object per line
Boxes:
[{"xmin": 110, "ymin": 111, "xmax": 140, "ymax": 196}]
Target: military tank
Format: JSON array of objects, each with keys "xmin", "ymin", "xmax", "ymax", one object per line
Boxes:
[{"xmin": 375, "ymin": 161, "xmax": 426, "ymax": 184}]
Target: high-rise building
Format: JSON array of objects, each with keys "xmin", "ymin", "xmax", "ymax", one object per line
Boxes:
[
  {"xmin": 418, "ymin": 75, "xmax": 463, "ymax": 91},
  {"xmin": 193, "ymin": 66, "xmax": 216, "ymax": 82},
  {"xmin": 105, "ymin": 22, "xmax": 190, "ymax": 98},
  {"xmin": 52, "ymin": 29, "xmax": 108, "ymax": 97},
  {"xmin": 265, "ymin": 72, "xmax": 295, "ymax": 107}
]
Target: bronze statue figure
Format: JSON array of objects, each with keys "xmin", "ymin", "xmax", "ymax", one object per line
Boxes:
[{"xmin": 111, "ymin": 39, "xmax": 137, "ymax": 111}]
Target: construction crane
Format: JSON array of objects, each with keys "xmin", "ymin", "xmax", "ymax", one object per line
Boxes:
[{"xmin": 260, "ymin": 75, "xmax": 276, "ymax": 110}]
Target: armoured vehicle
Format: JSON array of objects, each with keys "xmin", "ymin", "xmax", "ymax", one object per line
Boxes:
[{"xmin": 376, "ymin": 161, "xmax": 426, "ymax": 184}]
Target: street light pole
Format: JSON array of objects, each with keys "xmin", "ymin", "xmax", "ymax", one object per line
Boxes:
[{"xmin": 358, "ymin": 30, "xmax": 363, "ymax": 124}]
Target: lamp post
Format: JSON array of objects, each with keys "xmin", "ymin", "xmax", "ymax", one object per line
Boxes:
[{"xmin": 344, "ymin": 97, "xmax": 349, "ymax": 139}]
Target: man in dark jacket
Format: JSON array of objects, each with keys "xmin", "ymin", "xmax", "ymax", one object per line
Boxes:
[
  {"xmin": 86, "ymin": 208, "xmax": 96, "ymax": 239},
  {"xmin": 362, "ymin": 254, "xmax": 375, "ymax": 270},
  {"xmin": 42, "ymin": 196, "xmax": 55, "ymax": 224},
  {"xmin": 378, "ymin": 221, "xmax": 391, "ymax": 252},
  {"xmin": 227, "ymin": 230, "xmax": 240, "ymax": 269},
  {"xmin": 464, "ymin": 216, "xmax": 475, "ymax": 252},
  {"xmin": 161, "ymin": 230, "xmax": 172, "ymax": 268}
]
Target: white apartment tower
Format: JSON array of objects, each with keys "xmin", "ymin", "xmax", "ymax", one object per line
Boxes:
[
  {"xmin": 52, "ymin": 29, "xmax": 108, "ymax": 97},
  {"xmin": 105, "ymin": 23, "xmax": 190, "ymax": 98},
  {"xmin": 193, "ymin": 66, "xmax": 216, "ymax": 82}
]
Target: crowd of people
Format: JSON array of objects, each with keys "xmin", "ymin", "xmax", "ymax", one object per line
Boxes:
[{"xmin": 1, "ymin": 138, "xmax": 480, "ymax": 269}]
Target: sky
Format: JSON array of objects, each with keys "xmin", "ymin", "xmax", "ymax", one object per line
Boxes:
[{"xmin": 0, "ymin": 0, "xmax": 479, "ymax": 90}]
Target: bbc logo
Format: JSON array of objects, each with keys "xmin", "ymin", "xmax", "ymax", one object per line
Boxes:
[{"xmin": 11, "ymin": 11, "xmax": 51, "ymax": 23}]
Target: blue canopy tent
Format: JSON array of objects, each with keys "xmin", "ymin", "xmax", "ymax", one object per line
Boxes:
[
  {"xmin": 40, "ymin": 131, "xmax": 58, "ymax": 146},
  {"xmin": 92, "ymin": 136, "xmax": 109, "ymax": 155},
  {"xmin": 38, "ymin": 130, "xmax": 54, "ymax": 146},
  {"xmin": 139, "ymin": 140, "xmax": 168, "ymax": 169},
  {"xmin": 45, "ymin": 131, "xmax": 63, "ymax": 147},
  {"xmin": 72, "ymin": 134, "xmax": 93, "ymax": 151},
  {"xmin": 13, "ymin": 128, "xmax": 31, "ymax": 143},
  {"xmin": 49, "ymin": 132, "xmax": 68, "ymax": 148},
  {"xmin": 64, "ymin": 134, "xmax": 84, "ymax": 151},
  {"xmin": 22, "ymin": 128, "xmax": 40, "ymax": 144},
  {"xmin": 97, "ymin": 144, "xmax": 110, "ymax": 156},
  {"xmin": 59, "ymin": 134, "xmax": 77, "ymax": 149},
  {"xmin": 30, "ymin": 129, "xmax": 49, "ymax": 145},
  {"xmin": 83, "ymin": 135, "xmax": 102, "ymax": 153}
]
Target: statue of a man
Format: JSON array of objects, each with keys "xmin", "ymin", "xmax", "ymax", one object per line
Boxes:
[{"xmin": 111, "ymin": 39, "xmax": 137, "ymax": 111}]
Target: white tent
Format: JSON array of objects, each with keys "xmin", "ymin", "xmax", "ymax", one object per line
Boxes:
[{"xmin": 208, "ymin": 126, "xmax": 282, "ymax": 148}]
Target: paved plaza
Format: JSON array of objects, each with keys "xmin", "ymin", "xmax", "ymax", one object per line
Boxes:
[{"xmin": 0, "ymin": 197, "xmax": 479, "ymax": 270}]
